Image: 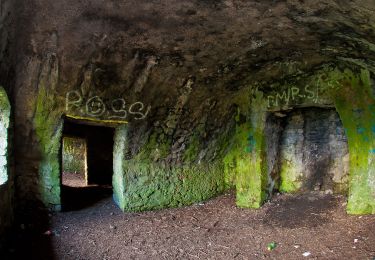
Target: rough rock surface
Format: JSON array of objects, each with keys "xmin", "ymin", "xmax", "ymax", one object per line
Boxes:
[
  {"xmin": 265, "ymin": 108, "xmax": 349, "ymax": 196},
  {"xmin": 0, "ymin": 0, "xmax": 374, "ymax": 241},
  {"xmin": 278, "ymin": 108, "xmax": 349, "ymax": 193}
]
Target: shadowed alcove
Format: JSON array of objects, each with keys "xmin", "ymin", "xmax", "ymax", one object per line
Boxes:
[{"xmin": 265, "ymin": 107, "xmax": 349, "ymax": 198}]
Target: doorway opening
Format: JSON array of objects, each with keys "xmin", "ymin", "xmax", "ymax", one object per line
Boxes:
[
  {"xmin": 265, "ymin": 107, "xmax": 349, "ymax": 199},
  {"xmin": 61, "ymin": 119, "xmax": 115, "ymax": 211},
  {"xmin": 62, "ymin": 136, "xmax": 87, "ymax": 187}
]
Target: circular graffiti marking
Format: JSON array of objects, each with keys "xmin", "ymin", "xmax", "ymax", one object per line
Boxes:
[{"xmin": 86, "ymin": 96, "xmax": 106, "ymax": 117}]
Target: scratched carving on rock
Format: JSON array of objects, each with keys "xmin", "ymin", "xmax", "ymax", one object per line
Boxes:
[
  {"xmin": 65, "ymin": 91, "xmax": 151, "ymax": 120},
  {"xmin": 267, "ymin": 85, "xmax": 320, "ymax": 108}
]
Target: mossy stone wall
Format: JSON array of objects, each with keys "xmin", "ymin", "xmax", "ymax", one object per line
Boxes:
[
  {"xmin": 226, "ymin": 66, "xmax": 375, "ymax": 214},
  {"xmin": 32, "ymin": 62, "xmax": 375, "ymax": 215},
  {"xmin": 113, "ymin": 129, "xmax": 226, "ymax": 212},
  {"xmin": 33, "ymin": 55, "xmax": 63, "ymax": 211},
  {"xmin": 224, "ymin": 93, "xmax": 268, "ymax": 209},
  {"xmin": 334, "ymin": 70, "xmax": 375, "ymax": 214}
]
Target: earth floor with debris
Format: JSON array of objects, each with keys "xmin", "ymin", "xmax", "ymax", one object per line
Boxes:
[{"xmin": 5, "ymin": 191, "xmax": 375, "ymax": 259}]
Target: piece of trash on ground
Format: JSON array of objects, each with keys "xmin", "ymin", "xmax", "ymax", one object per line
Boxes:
[
  {"xmin": 302, "ymin": 251, "xmax": 311, "ymax": 257},
  {"xmin": 267, "ymin": 242, "xmax": 277, "ymax": 251}
]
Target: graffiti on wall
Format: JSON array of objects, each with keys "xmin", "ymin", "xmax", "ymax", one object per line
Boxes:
[
  {"xmin": 267, "ymin": 85, "xmax": 321, "ymax": 108},
  {"xmin": 66, "ymin": 91, "xmax": 151, "ymax": 120},
  {"xmin": 246, "ymin": 134, "xmax": 256, "ymax": 153}
]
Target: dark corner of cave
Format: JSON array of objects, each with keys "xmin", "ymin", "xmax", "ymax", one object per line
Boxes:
[{"xmin": 0, "ymin": 0, "xmax": 374, "ymax": 259}]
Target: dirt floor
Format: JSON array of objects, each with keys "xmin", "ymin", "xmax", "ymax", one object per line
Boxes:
[
  {"xmin": 4, "ymin": 191, "xmax": 375, "ymax": 259},
  {"xmin": 62, "ymin": 172, "xmax": 87, "ymax": 187}
]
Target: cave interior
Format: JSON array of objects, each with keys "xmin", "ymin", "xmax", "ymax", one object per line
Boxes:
[{"xmin": 0, "ymin": 0, "xmax": 374, "ymax": 258}]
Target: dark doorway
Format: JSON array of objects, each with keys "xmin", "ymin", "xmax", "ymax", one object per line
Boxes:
[{"xmin": 61, "ymin": 119, "xmax": 115, "ymax": 211}]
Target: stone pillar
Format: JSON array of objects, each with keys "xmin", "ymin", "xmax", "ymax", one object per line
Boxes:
[
  {"xmin": 112, "ymin": 125, "xmax": 127, "ymax": 211},
  {"xmin": 334, "ymin": 70, "xmax": 375, "ymax": 214},
  {"xmin": 235, "ymin": 92, "xmax": 268, "ymax": 208}
]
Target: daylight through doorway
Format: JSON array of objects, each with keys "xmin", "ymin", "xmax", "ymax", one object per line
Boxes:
[{"xmin": 61, "ymin": 119, "xmax": 115, "ymax": 211}]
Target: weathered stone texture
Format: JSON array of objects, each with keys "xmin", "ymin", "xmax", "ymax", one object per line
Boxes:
[
  {"xmin": 279, "ymin": 111, "xmax": 305, "ymax": 192},
  {"xmin": 277, "ymin": 108, "xmax": 349, "ymax": 193},
  {"xmin": 1, "ymin": 0, "xmax": 374, "ymax": 216}
]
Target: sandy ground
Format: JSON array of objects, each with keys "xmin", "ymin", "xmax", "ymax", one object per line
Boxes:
[{"xmin": 3, "ymin": 191, "xmax": 375, "ymax": 259}]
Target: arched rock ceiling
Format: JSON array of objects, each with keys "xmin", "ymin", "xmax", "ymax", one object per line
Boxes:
[
  {"xmin": 8, "ymin": 0, "xmax": 375, "ymax": 211},
  {"xmin": 15, "ymin": 0, "xmax": 375, "ymax": 121}
]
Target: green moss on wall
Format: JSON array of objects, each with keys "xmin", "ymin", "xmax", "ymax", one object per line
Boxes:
[
  {"xmin": 182, "ymin": 133, "xmax": 201, "ymax": 162},
  {"xmin": 223, "ymin": 108, "xmax": 242, "ymax": 189},
  {"xmin": 30, "ymin": 62, "xmax": 375, "ymax": 215},
  {"xmin": 223, "ymin": 92, "xmax": 269, "ymax": 209},
  {"xmin": 0, "ymin": 87, "xmax": 10, "ymax": 123},
  {"xmin": 34, "ymin": 86, "xmax": 62, "ymax": 210},
  {"xmin": 279, "ymin": 160, "xmax": 303, "ymax": 193},
  {"xmin": 112, "ymin": 126, "xmax": 226, "ymax": 212},
  {"xmin": 135, "ymin": 132, "xmax": 172, "ymax": 163},
  {"xmin": 332, "ymin": 69, "xmax": 375, "ymax": 214},
  {"xmin": 223, "ymin": 151, "xmax": 237, "ymax": 189},
  {"xmin": 219, "ymin": 66, "xmax": 375, "ymax": 214},
  {"xmin": 237, "ymin": 66, "xmax": 375, "ymax": 214},
  {"xmin": 120, "ymin": 161, "xmax": 225, "ymax": 212},
  {"xmin": 235, "ymin": 127, "xmax": 267, "ymax": 208}
]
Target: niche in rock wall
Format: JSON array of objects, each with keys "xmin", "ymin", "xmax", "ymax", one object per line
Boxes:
[{"xmin": 265, "ymin": 108, "xmax": 349, "ymax": 197}]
